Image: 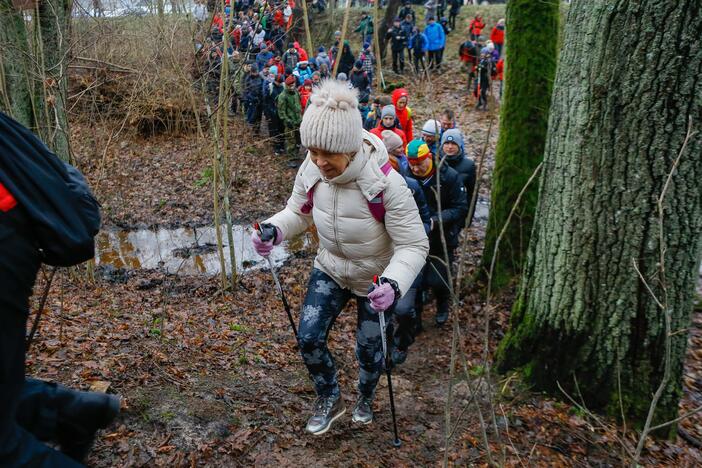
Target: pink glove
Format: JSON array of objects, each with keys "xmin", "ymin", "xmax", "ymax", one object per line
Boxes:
[
  {"xmin": 368, "ymin": 282, "xmax": 395, "ymax": 312},
  {"xmin": 251, "ymin": 225, "xmax": 283, "ymax": 257}
]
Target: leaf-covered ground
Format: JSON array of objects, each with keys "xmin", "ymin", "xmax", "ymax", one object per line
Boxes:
[{"xmin": 26, "ymin": 10, "xmax": 702, "ymax": 467}]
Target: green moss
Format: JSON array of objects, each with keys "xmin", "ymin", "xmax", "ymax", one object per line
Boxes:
[{"xmin": 482, "ymin": 0, "xmax": 560, "ymax": 290}]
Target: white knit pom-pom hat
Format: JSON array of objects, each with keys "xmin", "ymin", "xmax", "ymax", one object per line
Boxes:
[{"xmin": 300, "ymin": 79, "xmax": 363, "ymax": 154}]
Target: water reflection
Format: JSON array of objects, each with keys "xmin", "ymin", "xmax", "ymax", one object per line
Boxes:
[{"xmin": 95, "ymin": 225, "xmax": 308, "ymax": 275}]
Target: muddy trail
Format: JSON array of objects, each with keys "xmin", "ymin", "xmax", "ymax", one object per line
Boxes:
[{"xmin": 28, "ymin": 23, "xmax": 702, "ymax": 468}]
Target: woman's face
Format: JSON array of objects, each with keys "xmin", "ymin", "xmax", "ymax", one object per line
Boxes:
[
  {"xmin": 382, "ymin": 115, "xmax": 395, "ymax": 127},
  {"xmin": 388, "ymin": 147, "xmax": 404, "ymax": 164},
  {"xmin": 309, "ymin": 148, "xmax": 353, "ymax": 179},
  {"xmin": 396, "ymin": 96, "xmax": 407, "ymax": 109}
]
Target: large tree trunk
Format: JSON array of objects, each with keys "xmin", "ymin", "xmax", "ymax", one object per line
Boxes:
[
  {"xmin": 0, "ymin": 0, "xmax": 35, "ymax": 127},
  {"xmin": 38, "ymin": 0, "xmax": 72, "ymax": 161},
  {"xmin": 496, "ymin": 0, "xmax": 702, "ymax": 433},
  {"xmin": 482, "ymin": 0, "xmax": 559, "ymax": 289}
]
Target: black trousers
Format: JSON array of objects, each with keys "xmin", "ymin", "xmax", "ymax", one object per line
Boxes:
[
  {"xmin": 428, "ymin": 50, "xmax": 442, "ymax": 69},
  {"xmin": 392, "ymin": 48, "xmax": 405, "ymax": 73},
  {"xmin": 264, "ymin": 112, "xmax": 285, "ymax": 153},
  {"xmin": 0, "ymin": 208, "xmax": 82, "ymax": 466},
  {"xmin": 413, "ymin": 52, "xmax": 426, "ymax": 74}
]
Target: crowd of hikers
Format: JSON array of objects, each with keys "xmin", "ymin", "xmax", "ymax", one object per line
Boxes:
[
  {"xmin": 196, "ymin": 0, "xmax": 505, "ymax": 166},
  {"xmin": 0, "ymin": 6, "xmax": 507, "ymax": 465},
  {"xmin": 244, "ymin": 4, "xmax": 508, "ymax": 436}
]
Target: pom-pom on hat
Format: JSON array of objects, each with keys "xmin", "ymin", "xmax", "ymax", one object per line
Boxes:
[{"xmin": 300, "ymin": 79, "xmax": 363, "ymax": 154}]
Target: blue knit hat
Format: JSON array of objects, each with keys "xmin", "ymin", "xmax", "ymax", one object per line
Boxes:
[{"xmin": 440, "ymin": 128, "xmax": 464, "ymax": 154}]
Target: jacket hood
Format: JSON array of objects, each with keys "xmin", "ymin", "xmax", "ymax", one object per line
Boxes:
[
  {"xmin": 300, "ymin": 131, "xmax": 389, "ymax": 199},
  {"xmin": 391, "ymin": 88, "xmax": 409, "ymax": 107}
]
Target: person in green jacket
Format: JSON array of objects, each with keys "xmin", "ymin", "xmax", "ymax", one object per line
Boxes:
[
  {"xmin": 277, "ymin": 75, "xmax": 303, "ymax": 165},
  {"xmin": 354, "ymin": 12, "xmax": 374, "ymax": 45}
]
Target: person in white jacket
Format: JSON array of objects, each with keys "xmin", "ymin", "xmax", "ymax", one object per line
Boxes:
[{"xmin": 251, "ymin": 80, "xmax": 428, "ymax": 435}]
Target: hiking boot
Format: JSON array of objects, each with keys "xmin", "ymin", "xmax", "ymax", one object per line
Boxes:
[
  {"xmin": 306, "ymin": 395, "xmax": 346, "ymax": 435},
  {"xmin": 351, "ymin": 395, "xmax": 373, "ymax": 424},
  {"xmin": 56, "ymin": 387, "xmax": 121, "ymax": 462},
  {"xmin": 435, "ymin": 298, "xmax": 450, "ymax": 326},
  {"xmin": 392, "ymin": 348, "xmax": 408, "ymax": 366}
]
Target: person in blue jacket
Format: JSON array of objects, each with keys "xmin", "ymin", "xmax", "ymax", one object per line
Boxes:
[
  {"xmin": 409, "ymin": 26, "xmax": 428, "ymax": 74},
  {"xmin": 380, "ymin": 130, "xmax": 432, "ymax": 365},
  {"xmin": 255, "ymin": 44, "xmax": 273, "ymax": 72},
  {"xmin": 424, "ymin": 16, "xmax": 446, "ymax": 70}
]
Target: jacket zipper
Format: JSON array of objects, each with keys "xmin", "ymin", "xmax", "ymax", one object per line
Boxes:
[{"xmin": 331, "ymin": 185, "xmax": 348, "ymax": 284}]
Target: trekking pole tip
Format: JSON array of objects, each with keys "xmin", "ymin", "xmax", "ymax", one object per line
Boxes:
[{"xmin": 393, "ymin": 439, "xmax": 402, "ymax": 448}]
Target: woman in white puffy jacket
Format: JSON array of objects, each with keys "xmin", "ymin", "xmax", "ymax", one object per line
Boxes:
[{"xmin": 251, "ymin": 80, "xmax": 428, "ymax": 435}]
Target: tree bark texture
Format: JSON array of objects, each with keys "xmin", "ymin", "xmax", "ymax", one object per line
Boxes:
[
  {"xmin": 38, "ymin": 0, "xmax": 72, "ymax": 161},
  {"xmin": 482, "ymin": 0, "xmax": 559, "ymax": 289},
  {"xmin": 0, "ymin": 0, "xmax": 35, "ymax": 126},
  {"xmin": 496, "ymin": 0, "xmax": 702, "ymax": 432}
]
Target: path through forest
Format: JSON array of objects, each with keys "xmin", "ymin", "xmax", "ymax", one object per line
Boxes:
[{"xmin": 26, "ymin": 29, "xmax": 702, "ymax": 467}]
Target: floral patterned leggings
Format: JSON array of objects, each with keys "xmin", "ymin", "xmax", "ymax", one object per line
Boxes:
[{"xmin": 297, "ymin": 268, "xmax": 390, "ymax": 399}]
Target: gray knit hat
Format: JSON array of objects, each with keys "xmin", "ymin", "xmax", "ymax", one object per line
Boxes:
[
  {"xmin": 381, "ymin": 130, "xmax": 403, "ymax": 153},
  {"xmin": 300, "ymin": 79, "xmax": 363, "ymax": 154},
  {"xmin": 381, "ymin": 105, "xmax": 396, "ymax": 119}
]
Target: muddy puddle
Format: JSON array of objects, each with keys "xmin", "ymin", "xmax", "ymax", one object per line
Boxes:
[
  {"xmin": 95, "ymin": 225, "xmax": 310, "ymax": 276},
  {"xmin": 95, "ymin": 198, "xmax": 489, "ymax": 277}
]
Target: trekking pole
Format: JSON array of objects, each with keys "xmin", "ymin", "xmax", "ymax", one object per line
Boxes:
[
  {"xmin": 254, "ymin": 222, "xmax": 298, "ymax": 343},
  {"xmin": 26, "ymin": 267, "xmax": 57, "ymax": 351},
  {"xmin": 373, "ymin": 275, "xmax": 402, "ymax": 448}
]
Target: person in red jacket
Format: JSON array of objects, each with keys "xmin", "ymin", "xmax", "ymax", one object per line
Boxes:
[
  {"xmin": 495, "ymin": 57, "xmax": 504, "ymax": 100},
  {"xmin": 468, "ymin": 14, "xmax": 485, "ymax": 41},
  {"xmin": 370, "ymin": 105, "xmax": 408, "ymax": 151},
  {"xmin": 273, "ymin": 8, "xmax": 285, "ymax": 28},
  {"xmin": 299, "ymin": 79, "xmax": 313, "ymax": 111},
  {"xmin": 391, "ymin": 87, "xmax": 414, "ymax": 141},
  {"xmin": 490, "ymin": 18, "xmax": 505, "ymax": 57},
  {"xmin": 293, "ymin": 41, "xmax": 309, "ymax": 62},
  {"xmin": 212, "ymin": 12, "xmax": 224, "ymax": 33}
]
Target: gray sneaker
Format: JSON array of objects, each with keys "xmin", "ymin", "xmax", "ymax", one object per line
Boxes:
[
  {"xmin": 351, "ymin": 396, "xmax": 373, "ymax": 424},
  {"xmin": 305, "ymin": 395, "xmax": 346, "ymax": 435}
]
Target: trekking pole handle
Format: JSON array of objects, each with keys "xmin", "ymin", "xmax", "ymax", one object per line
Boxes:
[{"xmin": 253, "ymin": 222, "xmax": 277, "ymax": 243}]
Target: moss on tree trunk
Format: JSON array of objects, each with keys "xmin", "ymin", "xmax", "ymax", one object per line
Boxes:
[
  {"xmin": 496, "ymin": 0, "xmax": 702, "ymax": 433},
  {"xmin": 38, "ymin": 0, "xmax": 72, "ymax": 161},
  {"xmin": 0, "ymin": 0, "xmax": 35, "ymax": 127},
  {"xmin": 1, "ymin": 0, "xmax": 71, "ymax": 162},
  {"xmin": 482, "ymin": 0, "xmax": 559, "ymax": 289}
]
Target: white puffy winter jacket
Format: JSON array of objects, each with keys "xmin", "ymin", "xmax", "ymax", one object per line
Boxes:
[{"xmin": 266, "ymin": 131, "xmax": 429, "ymax": 297}]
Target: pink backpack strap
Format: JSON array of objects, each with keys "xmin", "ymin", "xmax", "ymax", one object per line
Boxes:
[
  {"xmin": 303, "ymin": 163, "xmax": 392, "ymax": 222},
  {"xmin": 368, "ymin": 162, "xmax": 394, "ymax": 223},
  {"xmin": 301, "ymin": 182, "xmax": 316, "ymax": 214}
]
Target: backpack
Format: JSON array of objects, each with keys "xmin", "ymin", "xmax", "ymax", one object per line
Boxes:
[
  {"xmin": 0, "ymin": 112, "xmax": 100, "ymax": 267},
  {"xmin": 300, "ymin": 161, "xmax": 393, "ymax": 222}
]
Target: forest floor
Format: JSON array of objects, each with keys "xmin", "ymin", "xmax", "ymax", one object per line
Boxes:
[{"xmin": 26, "ymin": 9, "xmax": 702, "ymax": 468}]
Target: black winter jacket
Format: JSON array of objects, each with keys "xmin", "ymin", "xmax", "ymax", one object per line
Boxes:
[
  {"xmin": 243, "ymin": 74, "xmax": 263, "ymax": 104},
  {"xmin": 408, "ymin": 162, "xmax": 468, "ymax": 251},
  {"xmin": 443, "ymin": 153, "xmax": 476, "ymax": 227}
]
